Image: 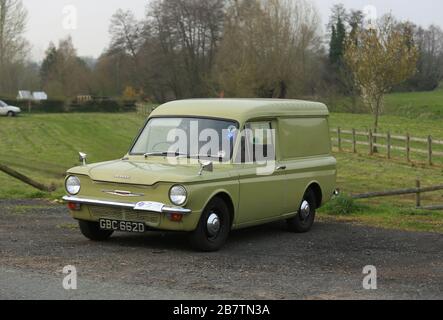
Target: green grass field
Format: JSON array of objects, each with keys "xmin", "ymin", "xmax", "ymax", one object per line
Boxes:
[
  {"xmin": 329, "ymin": 85, "xmax": 443, "ymax": 120},
  {"xmin": 384, "ymin": 88, "xmax": 443, "ymax": 119},
  {"xmin": 329, "ymin": 112, "xmax": 443, "ymax": 166},
  {"xmin": 0, "ymin": 106, "xmax": 442, "ymax": 232}
]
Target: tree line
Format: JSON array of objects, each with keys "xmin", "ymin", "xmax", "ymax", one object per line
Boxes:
[{"xmin": 1, "ymin": 0, "xmax": 443, "ymax": 104}]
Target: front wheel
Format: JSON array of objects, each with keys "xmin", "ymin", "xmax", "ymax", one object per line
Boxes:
[
  {"xmin": 7, "ymin": 111, "xmax": 15, "ymax": 117},
  {"xmin": 287, "ymin": 190, "xmax": 316, "ymax": 233},
  {"xmin": 79, "ymin": 220, "xmax": 114, "ymax": 241},
  {"xmin": 189, "ymin": 197, "xmax": 231, "ymax": 252}
]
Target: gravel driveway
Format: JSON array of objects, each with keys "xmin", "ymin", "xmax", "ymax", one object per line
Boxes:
[{"xmin": 0, "ymin": 199, "xmax": 441, "ymax": 300}]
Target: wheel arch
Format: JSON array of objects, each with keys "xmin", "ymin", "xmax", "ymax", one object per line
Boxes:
[
  {"xmin": 305, "ymin": 181, "xmax": 323, "ymax": 209},
  {"xmin": 205, "ymin": 190, "xmax": 236, "ymax": 227}
]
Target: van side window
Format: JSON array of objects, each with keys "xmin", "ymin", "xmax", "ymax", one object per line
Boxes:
[{"xmin": 242, "ymin": 122, "xmax": 275, "ymax": 163}]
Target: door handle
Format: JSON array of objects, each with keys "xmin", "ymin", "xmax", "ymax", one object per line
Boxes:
[{"xmin": 276, "ymin": 165, "xmax": 287, "ymax": 171}]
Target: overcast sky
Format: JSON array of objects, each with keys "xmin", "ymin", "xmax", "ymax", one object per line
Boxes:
[{"xmin": 23, "ymin": 0, "xmax": 443, "ymax": 61}]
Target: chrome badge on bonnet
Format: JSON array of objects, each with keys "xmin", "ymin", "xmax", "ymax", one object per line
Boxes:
[{"xmin": 102, "ymin": 190, "xmax": 144, "ymax": 197}]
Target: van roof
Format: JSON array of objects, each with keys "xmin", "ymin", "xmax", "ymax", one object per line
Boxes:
[{"xmin": 150, "ymin": 99, "xmax": 329, "ymax": 123}]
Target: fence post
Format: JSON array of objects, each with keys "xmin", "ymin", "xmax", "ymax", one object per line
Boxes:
[
  {"xmin": 416, "ymin": 179, "xmax": 421, "ymax": 208},
  {"xmin": 352, "ymin": 128, "xmax": 357, "ymax": 153},
  {"xmin": 369, "ymin": 129, "xmax": 373, "ymax": 155},
  {"xmin": 406, "ymin": 133, "xmax": 411, "ymax": 162},
  {"xmin": 337, "ymin": 127, "xmax": 342, "ymax": 152},
  {"xmin": 428, "ymin": 135, "xmax": 433, "ymax": 166},
  {"xmin": 387, "ymin": 131, "xmax": 391, "ymax": 159}
]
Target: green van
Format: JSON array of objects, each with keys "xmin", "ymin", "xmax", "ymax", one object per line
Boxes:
[{"xmin": 63, "ymin": 99, "xmax": 337, "ymax": 251}]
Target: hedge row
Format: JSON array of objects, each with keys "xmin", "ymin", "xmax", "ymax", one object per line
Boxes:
[{"xmin": 0, "ymin": 98, "xmax": 136, "ymax": 113}]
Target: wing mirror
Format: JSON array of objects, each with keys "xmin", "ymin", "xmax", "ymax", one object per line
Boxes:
[
  {"xmin": 79, "ymin": 152, "xmax": 87, "ymax": 166},
  {"xmin": 198, "ymin": 160, "xmax": 213, "ymax": 176}
]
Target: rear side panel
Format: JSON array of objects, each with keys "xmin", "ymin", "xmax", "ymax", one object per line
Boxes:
[
  {"xmin": 277, "ymin": 116, "xmax": 337, "ymax": 214},
  {"xmin": 278, "ymin": 117, "xmax": 332, "ymax": 158}
]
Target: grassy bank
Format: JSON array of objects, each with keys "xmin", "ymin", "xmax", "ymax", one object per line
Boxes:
[
  {"xmin": 0, "ymin": 113, "xmax": 145, "ymax": 199},
  {"xmin": 328, "ymin": 86, "xmax": 443, "ymax": 120}
]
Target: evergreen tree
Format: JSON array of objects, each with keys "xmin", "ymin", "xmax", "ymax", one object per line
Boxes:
[
  {"xmin": 40, "ymin": 43, "xmax": 58, "ymax": 84},
  {"xmin": 329, "ymin": 25, "xmax": 337, "ymax": 64},
  {"xmin": 329, "ymin": 16, "xmax": 346, "ymax": 66}
]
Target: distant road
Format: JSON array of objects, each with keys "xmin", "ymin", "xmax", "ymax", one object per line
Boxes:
[{"xmin": 0, "ymin": 267, "xmax": 232, "ymax": 300}]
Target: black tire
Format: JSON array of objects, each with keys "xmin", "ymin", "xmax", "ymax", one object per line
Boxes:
[
  {"xmin": 189, "ymin": 197, "xmax": 231, "ymax": 252},
  {"xmin": 7, "ymin": 111, "xmax": 15, "ymax": 117},
  {"xmin": 287, "ymin": 190, "xmax": 316, "ymax": 233},
  {"xmin": 79, "ymin": 220, "xmax": 114, "ymax": 241}
]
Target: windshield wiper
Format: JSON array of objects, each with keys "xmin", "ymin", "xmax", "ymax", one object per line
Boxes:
[
  {"xmin": 144, "ymin": 151, "xmax": 187, "ymax": 158},
  {"xmin": 176, "ymin": 154, "xmax": 222, "ymax": 160}
]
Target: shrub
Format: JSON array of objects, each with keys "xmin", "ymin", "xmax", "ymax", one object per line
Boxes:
[
  {"xmin": 120, "ymin": 100, "xmax": 137, "ymax": 112},
  {"xmin": 68, "ymin": 100, "xmax": 121, "ymax": 113},
  {"xmin": 33, "ymin": 100, "xmax": 66, "ymax": 113},
  {"xmin": 0, "ymin": 98, "xmax": 66, "ymax": 113},
  {"xmin": 321, "ymin": 194, "xmax": 368, "ymax": 215}
]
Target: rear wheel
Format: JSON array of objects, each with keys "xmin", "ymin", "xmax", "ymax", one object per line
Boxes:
[
  {"xmin": 79, "ymin": 220, "xmax": 114, "ymax": 241},
  {"xmin": 189, "ymin": 197, "xmax": 231, "ymax": 252},
  {"xmin": 287, "ymin": 190, "xmax": 316, "ymax": 233}
]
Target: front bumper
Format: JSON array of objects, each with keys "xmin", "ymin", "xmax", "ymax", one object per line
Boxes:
[{"xmin": 62, "ymin": 196, "xmax": 191, "ymax": 215}]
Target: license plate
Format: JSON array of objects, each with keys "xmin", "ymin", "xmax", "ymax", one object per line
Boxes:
[{"xmin": 99, "ymin": 219, "xmax": 146, "ymax": 233}]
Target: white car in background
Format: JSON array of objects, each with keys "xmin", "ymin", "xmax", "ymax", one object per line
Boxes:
[{"xmin": 0, "ymin": 100, "xmax": 21, "ymax": 117}]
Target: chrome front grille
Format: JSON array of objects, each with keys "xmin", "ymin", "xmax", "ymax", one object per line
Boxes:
[{"xmin": 88, "ymin": 206, "xmax": 160, "ymax": 224}]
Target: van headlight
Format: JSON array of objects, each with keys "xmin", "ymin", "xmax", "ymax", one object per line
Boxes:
[
  {"xmin": 65, "ymin": 176, "xmax": 81, "ymax": 195},
  {"xmin": 169, "ymin": 185, "xmax": 187, "ymax": 206}
]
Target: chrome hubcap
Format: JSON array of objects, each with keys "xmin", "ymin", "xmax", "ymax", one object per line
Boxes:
[
  {"xmin": 207, "ymin": 213, "xmax": 221, "ymax": 237},
  {"xmin": 300, "ymin": 200, "xmax": 311, "ymax": 220}
]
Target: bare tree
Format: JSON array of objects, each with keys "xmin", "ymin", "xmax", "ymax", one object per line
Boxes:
[
  {"xmin": 109, "ymin": 10, "xmax": 143, "ymax": 58},
  {"xmin": 105, "ymin": 2, "xmax": 226, "ymax": 101},
  {"xmin": 108, "ymin": 9, "xmax": 144, "ymax": 88},
  {"xmin": 92, "ymin": 53, "xmax": 134, "ymax": 97},
  {"xmin": 405, "ymin": 24, "xmax": 443, "ymax": 91},
  {"xmin": 0, "ymin": 0, "xmax": 28, "ymax": 93},
  {"xmin": 345, "ymin": 15, "xmax": 419, "ymax": 149},
  {"xmin": 148, "ymin": 0, "xmax": 226, "ymax": 99},
  {"xmin": 216, "ymin": 0, "xmax": 322, "ymax": 98}
]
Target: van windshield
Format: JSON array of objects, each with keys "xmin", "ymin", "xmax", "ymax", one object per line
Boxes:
[{"xmin": 131, "ymin": 117, "xmax": 239, "ymax": 161}]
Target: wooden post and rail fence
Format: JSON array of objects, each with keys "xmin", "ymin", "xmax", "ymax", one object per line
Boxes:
[
  {"xmin": 0, "ymin": 164, "xmax": 55, "ymax": 192},
  {"xmin": 331, "ymin": 127, "xmax": 443, "ymax": 165},
  {"xmin": 136, "ymin": 103, "xmax": 157, "ymax": 117},
  {"xmin": 351, "ymin": 179, "xmax": 443, "ymax": 211}
]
